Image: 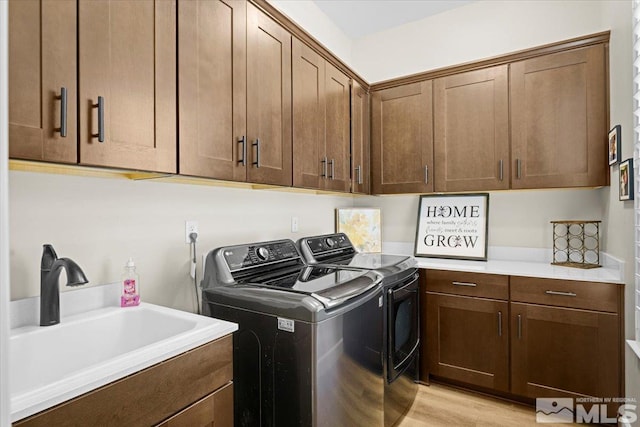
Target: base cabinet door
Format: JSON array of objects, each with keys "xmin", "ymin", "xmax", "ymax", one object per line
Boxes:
[
  {"xmin": 9, "ymin": 0, "xmax": 77, "ymax": 163},
  {"xmin": 510, "ymin": 44, "xmax": 607, "ymax": 189},
  {"xmin": 371, "ymin": 81, "xmax": 433, "ymax": 194},
  {"xmin": 427, "ymin": 292, "xmax": 509, "ymax": 392},
  {"xmin": 510, "ymin": 302, "xmax": 620, "ymax": 402},
  {"xmin": 157, "ymin": 382, "xmax": 233, "ymax": 427}
]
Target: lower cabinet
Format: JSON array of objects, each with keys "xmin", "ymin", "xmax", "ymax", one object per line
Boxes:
[
  {"xmin": 510, "ymin": 302, "xmax": 619, "ymax": 400},
  {"xmin": 424, "ymin": 270, "xmax": 509, "ymax": 392},
  {"xmin": 427, "ymin": 293, "xmax": 509, "ymax": 392},
  {"xmin": 423, "ymin": 269, "xmax": 623, "ymax": 414}
]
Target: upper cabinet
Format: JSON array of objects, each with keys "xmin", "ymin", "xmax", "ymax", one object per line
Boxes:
[
  {"xmin": 246, "ymin": 3, "xmax": 292, "ymax": 187},
  {"xmin": 78, "ymin": 0, "xmax": 177, "ymax": 173},
  {"xmin": 351, "ymin": 81, "xmax": 370, "ymax": 194},
  {"xmin": 370, "ymin": 35, "xmax": 609, "ymax": 195},
  {"xmin": 510, "ymin": 45, "xmax": 608, "ymax": 189},
  {"xmin": 292, "ymin": 38, "xmax": 350, "ymax": 192},
  {"xmin": 178, "ymin": 0, "xmax": 247, "ymax": 182},
  {"xmin": 371, "ymin": 81, "xmax": 434, "ymax": 194},
  {"xmin": 9, "ymin": 0, "xmax": 77, "ymax": 164},
  {"xmin": 433, "ymin": 66, "xmax": 509, "ymax": 192}
]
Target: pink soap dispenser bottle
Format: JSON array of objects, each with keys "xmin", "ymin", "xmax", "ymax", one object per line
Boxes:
[{"xmin": 121, "ymin": 257, "xmax": 140, "ymax": 307}]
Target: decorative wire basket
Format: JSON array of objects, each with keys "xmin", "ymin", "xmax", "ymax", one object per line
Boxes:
[{"xmin": 551, "ymin": 220, "xmax": 601, "ymax": 269}]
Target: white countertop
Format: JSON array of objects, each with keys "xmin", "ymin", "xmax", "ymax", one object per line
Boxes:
[
  {"xmin": 383, "ymin": 242, "xmax": 625, "ymax": 284},
  {"xmin": 10, "ymin": 283, "xmax": 237, "ymax": 422}
]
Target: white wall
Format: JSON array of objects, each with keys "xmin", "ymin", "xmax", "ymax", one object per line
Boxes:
[
  {"xmin": 9, "ymin": 172, "xmax": 353, "ymax": 310},
  {"xmin": 268, "ymin": 0, "xmax": 353, "ymax": 67},
  {"xmin": 352, "ymin": 0, "xmax": 607, "ymax": 83},
  {"xmin": 359, "ymin": 189, "xmax": 606, "ymax": 248},
  {"xmin": 1, "ymin": 1, "xmax": 10, "ymax": 425}
]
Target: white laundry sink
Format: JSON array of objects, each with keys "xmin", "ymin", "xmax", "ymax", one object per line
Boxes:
[{"xmin": 10, "ymin": 302, "xmax": 237, "ymax": 422}]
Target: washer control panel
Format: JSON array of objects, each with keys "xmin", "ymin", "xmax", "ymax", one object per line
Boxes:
[
  {"xmin": 302, "ymin": 233, "xmax": 355, "ymax": 258},
  {"xmin": 223, "ymin": 240, "xmax": 301, "ymax": 272}
]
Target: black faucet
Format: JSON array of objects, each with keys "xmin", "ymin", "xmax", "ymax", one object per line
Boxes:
[{"xmin": 40, "ymin": 244, "xmax": 89, "ymax": 326}]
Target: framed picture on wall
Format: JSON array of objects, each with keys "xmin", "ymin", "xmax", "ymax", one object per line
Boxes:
[
  {"xmin": 414, "ymin": 193, "xmax": 489, "ymax": 260},
  {"xmin": 620, "ymin": 158, "xmax": 634, "ymax": 201},
  {"xmin": 609, "ymin": 125, "xmax": 621, "ymax": 165},
  {"xmin": 336, "ymin": 208, "xmax": 382, "ymax": 253}
]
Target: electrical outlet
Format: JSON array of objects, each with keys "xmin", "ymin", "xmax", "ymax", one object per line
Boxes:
[
  {"xmin": 185, "ymin": 220, "xmax": 199, "ymax": 243},
  {"xmin": 291, "ymin": 216, "xmax": 299, "ymax": 233}
]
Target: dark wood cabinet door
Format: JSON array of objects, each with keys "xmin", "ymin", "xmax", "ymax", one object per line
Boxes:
[
  {"xmin": 427, "ymin": 292, "xmax": 509, "ymax": 392},
  {"xmin": 434, "ymin": 66, "xmax": 509, "ymax": 192},
  {"xmin": 9, "ymin": 0, "xmax": 77, "ymax": 163},
  {"xmin": 178, "ymin": 0, "xmax": 246, "ymax": 181},
  {"xmin": 79, "ymin": 0, "xmax": 177, "ymax": 173},
  {"xmin": 323, "ymin": 62, "xmax": 351, "ymax": 193},
  {"xmin": 510, "ymin": 302, "xmax": 620, "ymax": 400},
  {"xmin": 510, "ymin": 44, "xmax": 607, "ymax": 189},
  {"xmin": 292, "ymin": 38, "xmax": 324, "ymax": 190},
  {"xmin": 157, "ymin": 382, "xmax": 233, "ymax": 427},
  {"xmin": 371, "ymin": 81, "xmax": 433, "ymax": 194},
  {"xmin": 246, "ymin": 3, "xmax": 292, "ymax": 186},
  {"xmin": 351, "ymin": 81, "xmax": 370, "ymax": 194}
]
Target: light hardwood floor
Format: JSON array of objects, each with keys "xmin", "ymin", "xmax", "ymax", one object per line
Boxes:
[{"xmin": 397, "ymin": 383, "xmax": 564, "ymax": 427}]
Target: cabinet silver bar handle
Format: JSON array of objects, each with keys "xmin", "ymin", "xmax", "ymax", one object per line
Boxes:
[
  {"xmin": 355, "ymin": 165, "xmax": 362, "ymax": 185},
  {"xmin": 56, "ymin": 87, "xmax": 68, "ymax": 137},
  {"xmin": 329, "ymin": 159, "xmax": 335, "ymax": 180},
  {"xmin": 424, "ymin": 165, "xmax": 429, "ymax": 184},
  {"xmin": 498, "ymin": 159, "xmax": 503, "ymax": 181},
  {"xmin": 545, "ymin": 290, "xmax": 577, "ymax": 297},
  {"xmin": 516, "ymin": 158, "xmax": 522, "ymax": 179},
  {"xmin": 452, "ymin": 281, "xmax": 477, "ymax": 287},
  {"xmin": 237, "ymin": 136, "xmax": 246, "ymax": 166},
  {"xmin": 498, "ymin": 311, "xmax": 502, "ymax": 337},
  {"xmin": 517, "ymin": 314, "xmax": 522, "ymax": 339},
  {"xmin": 252, "ymin": 138, "xmax": 260, "ymax": 167},
  {"xmin": 92, "ymin": 96, "xmax": 105, "ymax": 142},
  {"xmin": 321, "ymin": 157, "xmax": 327, "ymax": 178}
]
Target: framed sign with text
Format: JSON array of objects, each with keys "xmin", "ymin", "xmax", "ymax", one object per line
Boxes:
[{"xmin": 414, "ymin": 193, "xmax": 489, "ymax": 261}]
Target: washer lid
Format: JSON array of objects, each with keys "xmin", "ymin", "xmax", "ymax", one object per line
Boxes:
[
  {"xmin": 338, "ymin": 253, "xmax": 412, "ymax": 270},
  {"xmin": 238, "ymin": 266, "xmax": 382, "ymax": 309}
]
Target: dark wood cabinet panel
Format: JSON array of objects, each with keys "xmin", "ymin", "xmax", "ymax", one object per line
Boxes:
[
  {"xmin": 323, "ymin": 62, "xmax": 351, "ymax": 192},
  {"xmin": 292, "ymin": 39, "xmax": 350, "ymax": 192},
  {"xmin": 9, "ymin": 0, "xmax": 77, "ymax": 164},
  {"xmin": 425, "ymin": 270, "xmax": 509, "ymax": 300},
  {"xmin": 78, "ymin": 0, "xmax": 177, "ymax": 173},
  {"xmin": 157, "ymin": 382, "xmax": 233, "ymax": 427},
  {"xmin": 351, "ymin": 81, "xmax": 370, "ymax": 194},
  {"xmin": 178, "ymin": 0, "xmax": 247, "ymax": 181},
  {"xmin": 510, "ymin": 302, "xmax": 620, "ymax": 401},
  {"xmin": 427, "ymin": 292, "xmax": 509, "ymax": 392},
  {"xmin": 511, "ymin": 276, "xmax": 619, "ymax": 313},
  {"xmin": 371, "ymin": 81, "xmax": 433, "ymax": 194},
  {"xmin": 434, "ymin": 66, "xmax": 509, "ymax": 192},
  {"xmin": 510, "ymin": 44, "xmax": 607, "ymax": 189},
  {"xmin": 246, "ymin": 3, "xmax": 292, "ymax": 186},
  {"xmin": 292, "ymin": 39, "xmax": 324, "ymax": 190}
]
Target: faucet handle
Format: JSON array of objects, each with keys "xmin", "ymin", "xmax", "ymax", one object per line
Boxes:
[{"xmin": 41, "ymin": 244, "xmax": 59, "ymax": 271}]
